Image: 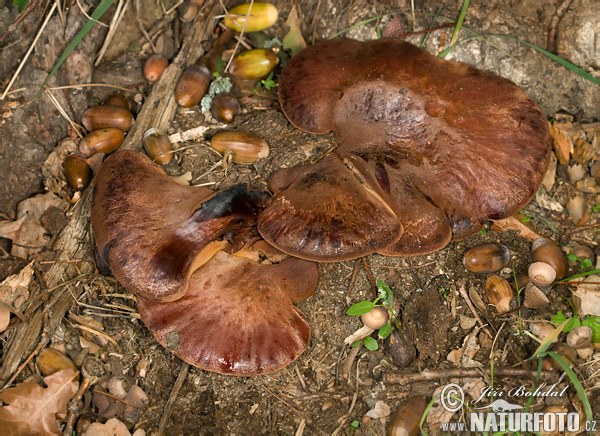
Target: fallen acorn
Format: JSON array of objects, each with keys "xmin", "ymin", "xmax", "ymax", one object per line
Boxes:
[
  {"xmin": 210, "ymin": 131, "xmax": 269, "ymax": 164},
  {"xmin": 223, "ymin": 2, "xmax": 278, "ymax": 33},
  {"xmin": 144, "ymin": 54, "xmax": 168, "ymax": 83},
  {"xmin": 64, "ymin": 155, "xmax": 92, "ymax": 191},
  {"xmin": 463, "ymin": 243, "xmax": 510, "ymax": 273},
  {"xmin": 387, "ymin": 397, "xmax": 427, "ymax": 436},
  {"xmin": 103, "ymin": 93, "xmax": 130, "ymax": 111},
  {"xmin": 81, "ymin": 105, "xmax": 134, "ymax": 132},
  {"xmin": 485, "ymin": 275, "xmax": 514, "ymax": 313},
  {"xmin": 78, "ymin": 128, "xmax": 124, "ymax": 157},
  {"xmin": 531, "ymin": 238, "xmax": 568, "ymax": 279},
  {"xmin": 229, "ymin": 49, "xmax": 278, "ymax": 80},
  {"xmin": 211, "ymin": 92, "xmax": 241, "ymax": 123},
  {"xmin": 142, "ymin": 128, "xmax": 173, "ymax": 165},
  {"xmin": 175, "ymin": 65, "xmax": 210, "ymax": 108}
]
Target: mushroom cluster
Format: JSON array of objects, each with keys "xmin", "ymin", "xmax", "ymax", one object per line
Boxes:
[
  {"xmin": 258, "ymin": 38, "xmax": 551, "ymax": 261},
  {"xmin": 91, "ymin": 151, "xmax": 318, "ymax": 376}
]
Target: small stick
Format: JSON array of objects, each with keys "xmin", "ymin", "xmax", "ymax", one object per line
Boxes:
[
  {"xmin": 95, "ymin": 0, "xmax": 129, "ymax": 65},
  {"xmin": 361, "ymin": 257, "xmax": 377, "ymax": 299},
  {"xmin": 72, "ymin": 323, "xmax": 122, "ymax": 352},
  {"xmin": 224, "ymin": 0, "xmax": 253, "ymax": 73},
  {"xmin": 1, "ymin": 2, "xmax": 58, "ymax": 100},
  {"xmin": 345, "ymin": 259, "xmax": 361, "ymax": 299},
  {"xmin": 384, "ymin": 367, "xmax": 556, "ymax": 385},
  {"xmin": 0, "ymin": 333, "xmax": 48, "ymax": 391},
  {"xmin": 458, "ymin": 282, "xmax": 493, "ymax": 339},
  {"xmin": 0, "ymin": 0, "xmax": 38, "ymax": 44},
  {"xmin": 93, "ymin": 388, "xmax": 133, "ymax": 406},
  {"xmin": 157, "ymin": 362, "xmax": 190, "ymax": 435},
  {"xmin": 48, "ymin": 83, "xmax": 139, "ymax": 92},
  {"xmin": 262, "ymin": 384, "xmax": 304, "ymax": 416}
]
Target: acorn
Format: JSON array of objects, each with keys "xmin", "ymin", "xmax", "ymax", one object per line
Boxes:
[
  {"xmin": 64, "ymin": 155, "xmax": 92, "ymax": 191},
  {"xmin": 211, "ymin": 92, "xmax": 240, "ymax": 123},
  {"xmin": 36, "ymin": 348, "xmax": 78, "ymax": 377},
  {"xmin": 229, "ymin": 49, "xmax": 278, "ymax": 80},
  {"xmin": 143, "ymin": 128, "xmax": 172, "ymax": 165},
  {"xmin": 387, "ymin": 397, "xmax": 427, "ymax": 436},
  {"xmin": 103, "ymin": 93, "xmax": 130, "ymax": 110},
  {"xmin": 485, "ymin": 275, "xmax": 514, "ymax": 313},
  {"xmin": 523, "ymin": 283, "xmax": 550, "ymax": 309},
  {"xmin": 175, "ymin": 65, "xmax": 210, "ymax": 108},
  {"xmin": 81, "ymin": 105, "xmax": 134, "ymax": 132},
  {"xmin": 78, "ymin": 128, "xmax": 124, "ymax": 157},
  {"xmin": 179, "ymin": 1, "xmax": 198, "ymax": 22},
  {"xmin": 463, "ymin": 243, "xmax": 510, "ymax": 273},
  {"xmin": 224, "ymin": 2, "xmax": 278, "ymax": 32},
  {"xmin": 531, "ymin": 238, "xmax": 568, "ymax": 279},
  {"xmin": 144, "ymin": 54, "xmax": 169, "ymax": 83},
  {"xmin": 210, "ymin": 131, "xmax": 269, "ymax": 164}
]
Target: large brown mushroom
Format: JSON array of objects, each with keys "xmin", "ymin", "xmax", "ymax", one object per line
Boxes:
[
  {"xmin": 258, "ymin": 38, "xmax": 551, "ymax": 261},
  {"xmin": 91, "ymin": 151, "xmax": 318, "ymax": 375}
]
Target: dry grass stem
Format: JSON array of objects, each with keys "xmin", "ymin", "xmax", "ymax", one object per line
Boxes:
[
  {"xmin": 95, "ymin": 0, "xmax": 129, "ymax": 66},
  {"xmin": 1, "ymin": 2, "xmax": 58, "ymax": 100}
]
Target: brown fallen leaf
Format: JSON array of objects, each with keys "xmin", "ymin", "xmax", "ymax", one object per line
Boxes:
[
  {"xmin": 490, "ymin": 213, "xmax": 542, "ymax": 240},
  {"xmin": 0, "ymin": 368, "xmax": 79, "ymax": 436},
  {"xmin": 548, "ymin": 121, "xmax": 571, "ymax": 165},
  {"xmin": 282, "ymin": 4, "xmax": 306, "ymax": 57},
  {"xmin": 84, "ymin": 418, "xmax": 132, "ymax": 436}
]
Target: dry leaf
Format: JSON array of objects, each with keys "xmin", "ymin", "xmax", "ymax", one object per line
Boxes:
[
  {"xmin": 490, "ymin": 214, "xmax": 542, "ymax": 240},
  {"xmin": 541, "ymin": 151, "xmax": 557, "ymax": 192},
  {"xmin": 0, "ymin": 368, "xmax": 79, "ymax": 436},
  {"xmin": 282, "ymin": 5, "xmax": 306, "ymax": 57},
  {"xmin": 0, "ymin": 193, "xmax": 67, "ymax": 258},
  {"xmin": 0, "ymin": 261, "xmax": 34, "ymax": 308},
  {"xmin": 548, "ymin": 121, "xmax": 572, "ymax": 165}
]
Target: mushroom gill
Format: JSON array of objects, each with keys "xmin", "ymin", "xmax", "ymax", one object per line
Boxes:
[{"xmin": 258, "ymin": 38, "xmax": 551, "ymax": 260}]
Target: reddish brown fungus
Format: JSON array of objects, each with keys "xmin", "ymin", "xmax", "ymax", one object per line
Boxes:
[
  {"xmin": 258, "ymin": 38, "xmax": 551, "ymax": 261},
  {"xmin": 91, "ymin": 151, "xmax": 317, "ymax": 375}
]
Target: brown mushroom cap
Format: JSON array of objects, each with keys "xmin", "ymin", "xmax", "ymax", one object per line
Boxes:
[
  {"xmin": 138, "ymin": 250, "xmax": 317, "ymax": 376},
  {"xmin": 261, "ymin": 38, "xmax": 550, "ymax": 260},
  {"xmin": 91, "ymin": 151, "xmax": 269, "ymax": 302},
  {"xmin": 92, "ymin": 151, "xmax": 319, "ymax": 375}
]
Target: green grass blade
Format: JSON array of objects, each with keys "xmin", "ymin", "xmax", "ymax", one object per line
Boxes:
[
  {"xmin": 529, "ymin": 320, "xmax": 568, "ymax": 360},
  {"xmin": 450, "ymin": 0, "xmax": 470, "ymax": 45},
  {"xmin": 420, "ymin": 7, "xmax": 443, "ymax": 48},
  {"xmin": 546, "ymin": 351, "xmax": 594, "ymax": 435},
  {"xmin": 329, "ymin": 15, "xmax": 387, "ymax": 39},
  {"xmin": 39, "ymin": 0, "xmax": 114, "ymax": 94},
  {"xmin": 556, "ymin": 268, "xmax": 600, "ymax": 283}
]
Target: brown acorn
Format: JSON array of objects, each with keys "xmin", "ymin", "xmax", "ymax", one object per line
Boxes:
[
  {"xmin": 210, "ymin": 131, "xmax": 269, "ymax": 164},
  {"xmin": 144, "ymin": 54, "xmax": 168, "ymax": 83},
  {"xmin": 143, "ymin": 128, "xmax": 172, "ymax": 165},
  {"xmin": 175, "ymin": 65, "xmax": 210, "ymax": 108},
  {"xmin": 211, "ymin": 92, "xmax": 240, "ymax": 123},
  {"xmin": 64, "ymin": 155, "xmax": 92, "ymax": 191},
  {"xmin": 78, "ymin": 128, "xmax": 124, "ymax": 157},
  {"xmin": 229, "ymin": 49, "xmax": 278, "ymax": 80},
  {"xmin": 531, "ymin": 238, "xmax": 568, "ymax": 279},
  {"xmin": 485, "ymin": 275, "xmax": 514, "ymax": 313},
  {"xmin": 103, "ymin": 93, "xmax": 130, "ymax": 110},
  {"xmin": 463, "ymin": 243, "xmax": 511, "ymax": 273},
  {"xmin": 387, "ymin": 397, "xmax": 427, "ymax": 436},
  {"xmin": 224, "ymin": 3, "xmax": 278, "ymax": 32},
  {"xmin": 81, "ymin": 105, "xmax": 134, "ymax": 132}
]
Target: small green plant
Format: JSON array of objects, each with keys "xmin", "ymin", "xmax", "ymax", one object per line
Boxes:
[
  {"xmin": 349, "ymin": 420, "xmax": 359, "ymax": 431},
  {"xmin": 551, "ymin": 310, "xmax": 600, "ymax": 342},
  {"xmin": 567, "ymin": 252, "xmax": 594, "ymax": 270},
  {"xmin": 440, "ymin": 286, "xmax": 450, "ymax": 299},
  {"xmin": 347, "ymin": 280, "xmax": 400, "ymax": 350},
  {"xmin": 477, "ymin": 227, "xmax": 486, "ymax": 236},
  {"xmin": 593, "ymin": 203, "xmax": 600, "ymax": 213},
  {"xmin": 12, "ymin": 0, "xmax": 28, "ymax": 12},
  {"xmin": 253, "ymin": 71, "xmax": 278, "ymax": 94},
  {"xmin": 200, "ymin": 58, "xmax": 233, "ymax": 113}
]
